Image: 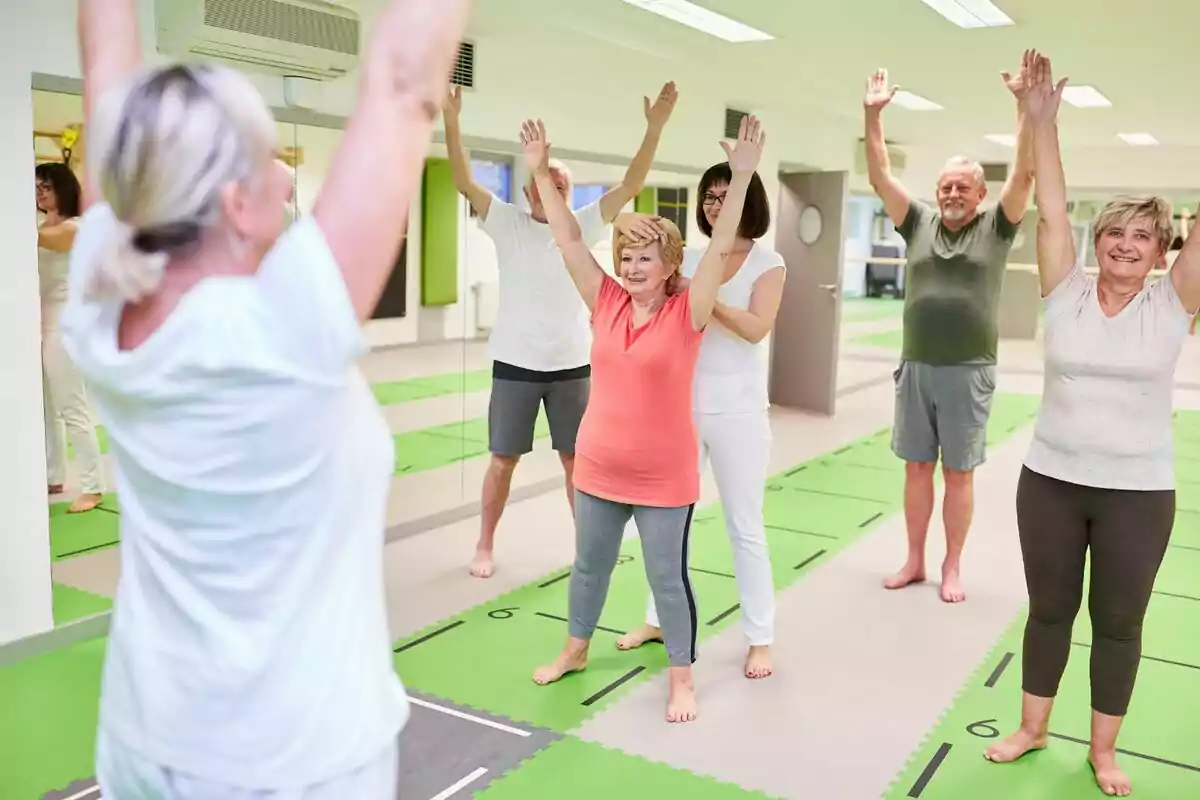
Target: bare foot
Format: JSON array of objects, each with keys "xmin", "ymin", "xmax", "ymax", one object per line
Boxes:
[
  {"xmin": 883, "ymin": 561, "xmax": 926, "ymax": 590},
  {"xmin": 469, "ymin": 549, "xmax": 494, "ymax": 578},
  {"xmin": 940, "ymin": 565, "xmax": 966, "ymax": 603},
  {"xmin": 616, "ymin": 624, "xmax": 662, "ymax": 651},
  {"xmin": 532, "ymin": 643, "xmax": 588, "ymax": 685},
  {"xmin": 984, "ymin": 727, "xmax": 1047, "ymax": 762},
  {"xmin": 744, "ymin": 645, "xmax": 773, "ymax": 679},
  {"xmin": 48, "ymin": 484, "xmax": 64, "ymax": 495},
  {"xmin": 1090, "ymin": 750, "xmax": 1132, "ymax": 796},
  {"xmin": 67, "ymin": 493, "xmax": 103, "ymax": 514},
  {"xmin": 666, "ymin": 668, "xmax": 697, "ymax": 723}
]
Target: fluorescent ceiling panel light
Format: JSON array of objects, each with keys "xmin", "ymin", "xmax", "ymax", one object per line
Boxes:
[
  {"xmin": 985, "ymin": 133, "xmax": 1016, "ymax": 146},
  {"xmin": 1061, "ymin": 86, "xmax": 1112, "ymax": 108},
  {"xmin": 919, "ymin": 0, "xmax": 1014, "ymax": 28},
  {"xmin": 618, "ymin": 0, "xmax": 773, "ymax": 43},
  {"xmin": 891, "ymin": 90, "xmax": 943, "ymax": 111},
  {"xmin": 1118, "ymin": 132, "xmax": 1158, "ymax": 146}
]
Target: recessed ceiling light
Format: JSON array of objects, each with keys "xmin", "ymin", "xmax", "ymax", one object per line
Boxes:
[
  {"xmin": 891, "ymin": 90, "xmax": 943, "ymax": 111},
  {"xmin": 1118, "ymin": 132, "xmax": 1158, "ymax": 146},
  {"xmin": 985, "ymin": 133, "xmax": 1016, "ymax": 146},
  {"xmin": 919, "ymin": 0, "xmax": 1014, "ymax": 28},
  {"xmin": 618, "ymin": 0, "xmax": 773, "ymax": 43},
  {"xmin": 1061, "ymin": 86, "xmax": 1112, "ymax": 108}
]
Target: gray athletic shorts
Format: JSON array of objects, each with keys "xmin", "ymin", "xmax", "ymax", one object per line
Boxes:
[
  {"xmin": 890, "ymin": 360, "xmax": 996, "ymax": 471},
  {"xmin": 488, "ymin": 362, "xmax": 590, "ymax": 457}
]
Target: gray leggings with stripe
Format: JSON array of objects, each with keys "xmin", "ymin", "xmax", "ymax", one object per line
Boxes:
[{"xmin": 569, "ymin": 489, "xmax": 698, "ymax": 667}]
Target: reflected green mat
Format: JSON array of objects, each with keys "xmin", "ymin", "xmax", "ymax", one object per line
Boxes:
[
  {"xmin": 372, "ymin": 368, "xmax": 492, "ymax": 405},
  {"xmin": 843, "ymin": 297, "xmax": 905, "ymax": 322},
  {"xmin": 852, "ymin": 328, "xmax": 904, "ymax": 349},
  {"xmin": 53, "ymin": 584, "xmax": 112, "ymax": 625},
  {"xmin": 887, "ymin": 412, "xmax": 1200, "ymax": 799}
]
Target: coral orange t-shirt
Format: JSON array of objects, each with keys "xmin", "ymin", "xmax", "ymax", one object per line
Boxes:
[{"xmin": 573, "ymin": 275, "xmax": 705, "ymax": 507}]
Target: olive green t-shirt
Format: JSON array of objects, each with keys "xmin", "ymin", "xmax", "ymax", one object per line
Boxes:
[{"xmin": 897, "ymin": 201, "xmax": 1020, "ymax": 365}]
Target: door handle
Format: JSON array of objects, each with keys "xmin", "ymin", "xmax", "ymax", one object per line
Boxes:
[{"xmin": 818, "ymin": 283, "xmax": 838, "ymax": 292}]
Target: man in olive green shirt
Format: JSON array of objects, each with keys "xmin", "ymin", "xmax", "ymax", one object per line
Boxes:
[{"xmin": 862, "ymin": 61, "xmax": 1034, "ymax": 604}]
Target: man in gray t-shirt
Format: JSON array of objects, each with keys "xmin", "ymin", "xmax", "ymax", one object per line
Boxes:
[{"xmin": 862, "ymin": 62, "xmax": 1034, "ymax": 604}]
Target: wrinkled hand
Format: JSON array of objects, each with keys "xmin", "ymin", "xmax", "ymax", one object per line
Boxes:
[
  {"xmin": 1002, "ymin": 49, "xmax": 1036, "ymax": 102},
  {"xmin": 519, "ymin": 118, "xmax": 550, "ymax": 174},
  {"xmin": 720, "ymin": 114, "xmax": 765, "ymax": 174},
  {"xmin": 644, "ymin": 81, "xmax": 678, "ymax": 130},
  {"xmin": 1023, "ymin": 53, "xmax": 1067, "ymax": 125},
  {"xmin": 864, "ymin": 68, "xmax": 898, "ymax": 110},
  {"xmin": 667, "ymin": 274, "xmax": 691, "ymax": 296},
  {"xmin": 615, "ymin": 212, "xmax": 668, "ymax": 244}
]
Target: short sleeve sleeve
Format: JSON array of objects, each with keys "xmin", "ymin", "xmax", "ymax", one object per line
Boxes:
[
  {"xmin": 1042, "ymin": 264, "xmax": 1091, "ymax": 319},
  {"xmin": 1150, "ymin": 270, "xmax": 1192, "ymax": 322},
  {"xmin": 575, "ymin": 200, "xmax": 610, "ymax": 247},
  {"xmin": 896, "ymin": 201, "xmax": 931, "ymax": 242},
  {"xmin": 478, "ymin": 194, "xmax": 517, "ymax": 242},
  {"xmin": 254, "ymin": 216, "xmax": 366, "ymax": 375},
  {"xmin": 991, "ymin": 205, "xmax": 1021, "ymax": 242},
  {"xmin": 592, "ymin": 273, "xmax": 627, "ymax": 322}
]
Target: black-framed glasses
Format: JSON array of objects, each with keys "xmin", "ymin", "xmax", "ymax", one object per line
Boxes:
[{"xmin": 702, "ymin": 193, "xmax": 726, "ymax": 208}]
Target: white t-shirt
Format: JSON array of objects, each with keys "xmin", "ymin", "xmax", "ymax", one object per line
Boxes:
[
  {"xmin": 38, "ymin": 217, "xmax": 78, "ymax": 306},
  {"xmin": 479, "ymin": 196, "xmax": 608, "ymax": 372},
  {"xmin": 681, "ymin": 241, "xmax": 785, "ymax": 414},
  {"xmin": 1024, "ymin": 266, "xmax": 1191, "ymax": 490},
  {"xmin": 59, "ymin": 205, "xmax": 408, "ymax": 788}
]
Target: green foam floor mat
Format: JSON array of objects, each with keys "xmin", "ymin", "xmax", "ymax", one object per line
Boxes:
[
  {"xmin": 842, "ymin": 298, "xmax": 905, "ymax": 322},
  {"xmin": 477, "ymin": 736, "xmax": 774, "ymax": 798},
  {"xmin": 49, "ymin": 501, "xmax": 121, "ymax": 561},
  {"xmin": 0, "ymin": 638, "xmax": 106, "ymax": 800},
  {"xmin": 852, "ymin": 329, "xmax": 904, "ymax": 349},
  {"xmin": 392, "ymin": 393, "xmax": 1039, "ymax": 733},
  {"xmin": 52, "ymin": 584, "xmax": 112, "ymax": 625},
  {"xmin": 372, "ymin": 369, "xmax": 491, "ymax": 405}
]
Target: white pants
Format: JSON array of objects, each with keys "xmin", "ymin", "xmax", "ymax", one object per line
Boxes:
[
  {"xmin": 42, "ymin": 302, "xmax": 104, "ymax": 494},
  {"xmin": 647, "ymin": 410, "xmax": 775, "ymax": 646},
  {"xmin": 96, "ymin": 731, "xmax": 400, "ymax": 800}
]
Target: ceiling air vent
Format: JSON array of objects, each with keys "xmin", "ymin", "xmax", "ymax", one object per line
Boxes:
[
  {"xmin": 724, "ymin": 107, "xmax": 749, "ymax": 139},
  {"xmin": 203, "ymin": 0, "xmax": 359, "ymax": 55},
  {"xmin": 452, "ymin": 41, "xmax": 475, "ymax": 89}
]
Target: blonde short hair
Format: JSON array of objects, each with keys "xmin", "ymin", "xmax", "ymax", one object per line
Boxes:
[
  {"xmin": 1093, "ymin": 195, "xmax": 1174, "ymax": 255},
  {"xmin": 612, "ymin": 218, "xmax": 684, "ymax": 275}
]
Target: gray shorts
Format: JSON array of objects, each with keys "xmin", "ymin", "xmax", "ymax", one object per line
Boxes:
[
  {"xmin": 891, "ymin": 361, "xmax": 996, "ymax": 471},
  {"xmin": 488, "ymin": 373, "xmax": 589, "ymax": 457}
]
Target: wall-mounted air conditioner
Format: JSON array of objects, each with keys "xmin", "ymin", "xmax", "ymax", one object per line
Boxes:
[{"xmin": 156, "ymin": 0, "xmax": 361, "ymax": 81}]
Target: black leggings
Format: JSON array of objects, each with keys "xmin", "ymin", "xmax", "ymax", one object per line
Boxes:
[{"xmin": 1016, "ymin": 466, "xmax": 1174, "ymax": 717}]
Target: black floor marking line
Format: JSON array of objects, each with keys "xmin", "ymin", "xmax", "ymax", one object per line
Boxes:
[
  {"xmin": 690, "ymin": 566, "xmax": 737, "ymax": 579},
  {"xmin": 96, "ymin": 505, "xmax": 120, "ymax": 517},
  {"xmin": 706, "ymin": 603, "xmax": 741, "ymax": 626},
  {"xmin": 792, "ymin": 550, "xmax": 827, "ymax": 571},
  {"xmin": 1048, "ymin": 733, "xmax": 1200, "ymax": 773},
  {"xmin": 538, "ymin": 571, "xmax": 571, "ymax": 588},
  {"xmin": 581, "ymin": 666, "xmax": 646, "ymax": 706},
  {"xmin": 1070, "ymin": 641, "xmax": 1199, "ymax": 671},
  {"xmin": 984, "ymin": 652, "xmax": 1014, "ymax": 688},
  {"xmin": 1006, "ymin": 424, "xmax": 1018, "ymax": 433},
  {"xmin": 834, "ymin": 445, "xmax": 852, "ymax": 455},
  {"xmin": 394, "ymin": 620, "xmax": 466, "ymax": 653},
  {"xmin": 859, "ymin": 511, "xmax": 884, "ymax": 528},
  {"xmin": 839, "ymin": 461, "xmax": 896, "ymax": 472},
  {"xmin": 766, "ymin": 524, "xmax": 839, "ymax": 540},
  {"xmin": 781, "ymin": 485, "xmax": 892, "ymax": 505},
  {"xmin": 907, "ymin": 742, "xmax": 952, "ymax": 797},
  {"xmin": 56, "ymin": 540, "xmax": 121, "ymax": 560},
  {"xmin": 1170, "ymin": 543, "xmax": 1200, "ymax": 553},
  {"xmin": 534, "ymin": 611, "xmax": 625, "ymax": 636},
  {"xmin": 1154, "ymin": 589, "xmax": 1200, "ymax": 602},
  {"xmin": 784, "ymin": 464, "xmax": 808, "ymax": 477}
]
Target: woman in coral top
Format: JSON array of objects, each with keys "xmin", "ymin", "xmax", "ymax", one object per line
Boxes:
[{"xmin": 527, "ymin": 114, "xmax": 766, "ymax": 723}]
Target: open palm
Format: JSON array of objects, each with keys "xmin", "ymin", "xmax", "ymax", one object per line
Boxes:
[
  {"xmin": 864, "ymin": 69, "xmax": 897, "ymax": 109},
  {"xmin": 721, "ymin": 114, "xmax": 765, "ymax": 173},
  {"xmin": 644, "ymin": 81, "xmax": 678, "ymax": 129},
  {"xmin": 519, "ymin": 118, "xmax": 550, "ymax": 173},
  {"xmin": 1024, "ymin": 54, "xmax": 1067, "ymax": 124},
  {"xmin": 1001, "ymin": 49, "xmax": 1036, "ymax": 101}
]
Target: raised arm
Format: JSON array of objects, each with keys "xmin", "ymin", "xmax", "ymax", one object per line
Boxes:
[
  {"xmin": 599, "ymin": 82, "xmax": 678, "ymax": 222},
  {"xmin": 313, "ymin": 0, "xmax": 470, "ymax": 322},
  {"xmin": 443, "ymin": 85, "xmax": 494, "ymax": 219},
  {"xmin": 1171, "ymin": 208, "xmax": 1200, "ymax": 313},
  {"xmin": 998, "ymin": 50, "xmax": 1037, "ymax": 225},
  {"xmin": 1023, "ymin": 54, "xmax": 1075, "ymax": 296},
  {"xmin": 711, "ymin": 266, "xmax": 786, "ymax": 343},
  {"xmin": 521, "ymin": 119, "xmax": 606, "ymax": 312},
  {"xmin": 78, "ymin": 0, "xmax": 143, "ymax": 211},
  {"xmin": 689, "ymin": 115, "xmax": 766, "ymax": 331},
  {"xmin": 863, "ymin": 69, "xmax": 912, "ymax": 227}
]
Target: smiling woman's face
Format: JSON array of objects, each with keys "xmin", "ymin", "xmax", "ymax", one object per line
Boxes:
[
  {"xmin": 618, "ymin": 241, "xmax": 672, "ymax": 299},
  {"xmin": 1095, "ymin": 215, "xmax": 1164, "ymax": 283}
]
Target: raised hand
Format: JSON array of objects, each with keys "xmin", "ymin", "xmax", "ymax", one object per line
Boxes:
[
  {"xmin": 370, "ymin": 0, "xmax": 472, "ymax": 117},
  {"xmin": 443, "ymin": 84, "xmax": 463, "ymax": 118},
  {"xmin": 644, "ymin": 81, "xmax": 678, "ymax": 130},
  {"xmin": 519, "ymin": 118, "xmax": 550, "ymax": 173},
  {"xmin": 1001, "ymin": 49, "xmax": 1036, "ymax": 103},
  {"xmin": 720, "ymin": 114, "xmax": 765, "ymax": 174},
  {"xmin": 864, "ymin": 69, "xmax": 898, "ymax": 110},
  {"xmin": 1023, "ymin": 53, "xmax": 1068, "ymax": 125}
]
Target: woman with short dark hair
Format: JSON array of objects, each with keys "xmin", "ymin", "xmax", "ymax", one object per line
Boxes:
[
  {"xmin": 36, "ymin": 161, "xmax": 105, "ymax": 513},
  {"xmin": 614, "ymin": 159, "xmax": 786, "ymax": 680}
]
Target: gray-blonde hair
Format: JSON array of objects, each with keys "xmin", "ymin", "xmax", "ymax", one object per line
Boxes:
[
  {"xmin": 525, "ymin": 157, "xmax": 573, "ymax": 191},
  {"xmin": 939, "ymin": 156, "xmax": 985, "ymax": 188},
  {"xmin": 87, "ymin": 63, "xmax": 276, "ymax": 302},
  {"xmin": 1093, "ymin": 195, "xmax": 1174, "ymax": 255}
]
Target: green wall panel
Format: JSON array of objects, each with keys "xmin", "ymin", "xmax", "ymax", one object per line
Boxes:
[
  {"xmin": 421, "ymin": 158, "xmax": 459, "ymax": 307},
  {"xmin": 634, "ymin": 187, "xmax": 656, "ymax": 215}
]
